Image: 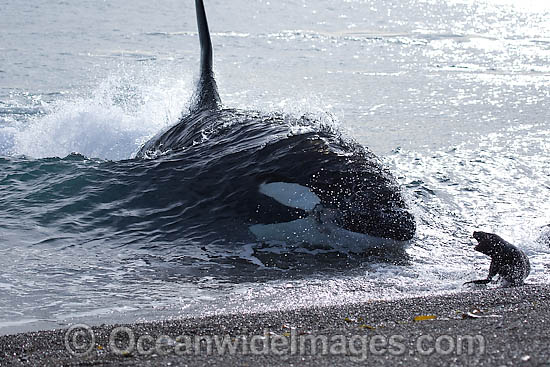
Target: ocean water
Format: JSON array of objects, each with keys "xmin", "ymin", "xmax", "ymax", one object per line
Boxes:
[{"xmin": 1, "ymin": 0, "xmax": 549, "ymax": 335}]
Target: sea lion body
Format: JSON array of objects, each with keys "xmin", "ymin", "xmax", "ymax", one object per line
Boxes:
[{"xmin": 466, "ymin": 231, "xmax": 530, "ymax": 286}]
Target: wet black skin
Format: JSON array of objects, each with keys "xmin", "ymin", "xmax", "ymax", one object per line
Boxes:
[
  {"xmin": 135, "ymin": 0, "xmax": 416, "ymax": 242},
  {"xmin": 465, "ymin": 231, "xmax": 530, "ymax": 286}
]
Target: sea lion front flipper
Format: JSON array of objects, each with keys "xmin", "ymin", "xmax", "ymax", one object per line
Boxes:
[
  {"xmin": 487, "ymin": 259, "xmax": 499, "ymax": 279},
  {"xmin": 464, "ymin": 257, "xmax": 498, "ymax": 285},
  {"xmin": 464, "ymin": 279, "xmax": 492, "ymax": 285}
]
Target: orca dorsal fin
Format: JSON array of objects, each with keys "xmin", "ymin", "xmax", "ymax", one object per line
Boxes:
[{"xmin": 190, "ymin": 0, "xmax": 221, "ymax": 113}]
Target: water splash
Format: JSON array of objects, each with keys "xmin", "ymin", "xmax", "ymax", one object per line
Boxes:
[{"xmin": 11, "ymin": 65, "xmax": 193, "ymax": 160}]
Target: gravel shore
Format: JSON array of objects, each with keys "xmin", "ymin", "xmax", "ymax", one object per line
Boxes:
[{"xmin": 1, "ymin": 284, "xmax": 549, "ymax": 366}]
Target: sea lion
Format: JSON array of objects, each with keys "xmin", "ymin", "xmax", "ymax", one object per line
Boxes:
[{"xmin": 465, "ymin": 231, "xmax": 530, "ymax": 286}]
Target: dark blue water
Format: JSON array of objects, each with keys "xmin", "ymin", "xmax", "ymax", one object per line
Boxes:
[{"xmin": 1, "ymin": 0, "xmax": 549, "ymax": 334}]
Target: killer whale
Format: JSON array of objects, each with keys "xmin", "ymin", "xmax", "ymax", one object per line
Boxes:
[{"xmin": 137, "ymin": 0, "xmax": 416, "ymax": 247}]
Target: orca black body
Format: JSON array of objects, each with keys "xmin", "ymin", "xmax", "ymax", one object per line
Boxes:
[
  {"xmin": 137, "ymin": 0, "xmax": 416, "ymax": 248},
  {"xmin": 465, "ymin": 231, "xmax": 530, "ymax": 286}
]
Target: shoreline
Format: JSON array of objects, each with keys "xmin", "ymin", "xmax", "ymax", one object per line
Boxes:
[{"xmin": 2, "ymin": 284, "xmax": 549, "ymax": 366}]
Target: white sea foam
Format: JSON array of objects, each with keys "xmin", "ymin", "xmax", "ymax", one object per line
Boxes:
[{"xmin": 12, "ymin": 67, "xmax": 192, "ymax": 160}]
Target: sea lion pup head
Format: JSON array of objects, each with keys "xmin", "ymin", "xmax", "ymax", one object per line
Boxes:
[{"xmin": 472, "ymin": 231, "xmax": 504, "ymax": 256}]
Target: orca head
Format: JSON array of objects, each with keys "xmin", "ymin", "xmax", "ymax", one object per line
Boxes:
[
  {"xmin": 337, "ymin": 204, "xmax": 416, "ymax": 242},
  {"xmin": 305, "ymin": 160, "xmax": 417, "ymax": 242},
  {"xmin": 253, "ymin": 182, "xmax": 415, "ymax": 247}
]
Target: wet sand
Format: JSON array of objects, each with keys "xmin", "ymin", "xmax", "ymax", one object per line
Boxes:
[{"xmin": 1, "ymin": 284, "xmax": 549, "ymax": 366}]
